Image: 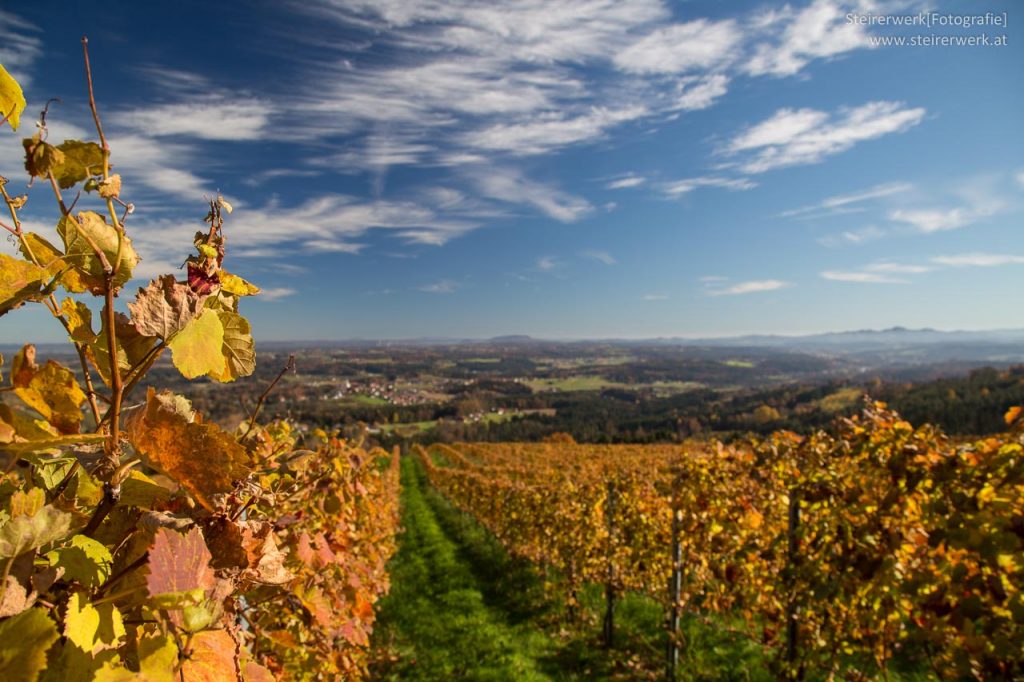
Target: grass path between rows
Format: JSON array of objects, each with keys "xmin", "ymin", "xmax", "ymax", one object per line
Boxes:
[
  {"xmin": 369, "ymin": 456, "xmax": 562, "ymax": 680},
  {"xmin": 370, "ymin": 457, "xmax": 939, "ymax": 681}
]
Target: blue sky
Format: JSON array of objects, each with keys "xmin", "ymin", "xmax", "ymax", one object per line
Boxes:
[{"xmin": 1, "ymin": 0, "xmax": 1021, "ymax": 341}]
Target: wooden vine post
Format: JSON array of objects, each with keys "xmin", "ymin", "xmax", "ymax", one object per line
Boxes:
[
  {"xmin": 785, "ymin": 487, "xmax": 804, "ymax": 680},
  {"xmin": 602, "ymin": 479, "xmax": 617, "ymax": 648},
  {"xmin": 666, "ymin": 468, "xmax": 683, "ymax": 680}
]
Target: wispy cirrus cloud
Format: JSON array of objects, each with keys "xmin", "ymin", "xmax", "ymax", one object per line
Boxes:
[
  {"xmin": 780, "ymin": 181, "xmax": 912, "ymax": 218},
  {"xmin": 744, "ymin": 0, "xmax": 873, "ymax": 77},
  {"xmin": 820, "ymin": 270, "xmax": 908, "ymax": 284},
  {"xmin": 724, "ymin": 101, "xmax": 926, "ymax": 174},
  {"xmin": 473, "ymin": 168, "xmax": 592, "ymax": 222},
  {"xmin": 112, "ymin": 99, "xmax": 276, "ymax": 141},
  {"xmin": 606, "ymin": 174, "xmax": 646, "ymax": 190},
  {"xmin": 613, "ymin": 19, "xmax": 741, "ymax": 74},
  {"xmin": 707, "ymin": 279, "xmax": 790, "ymax": 296},
  {"xmin": 581, "ymin": 250, "xmax": 616, "ymax": 265},
  {"xmin": 817, "ymin": 225, "xmax": 888, "ymax": 247},
  {"xmin": 257, "ymin": 287, "xmax": 299, "ymax": 301},
  {"xmin": 416, "ymin": 279, "xmax": 459, "ymax": 294},
  {"xmin": 932, "ymin": 253, "xmax": 1024, "ymax": 268},
  {"xmin": 535, "ymin": 256, "xmax": 561, "ymax": 272},
  {"xmin": 0, "ymin": 9, "xmax": 42, "ymax": 86},
  {"xmin": 662, "ymin": 176, "xmax": 756, "ymax": 197}
]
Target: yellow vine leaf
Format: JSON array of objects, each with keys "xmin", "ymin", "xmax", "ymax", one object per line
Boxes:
[
  {"xmin": 60, "ymin": 298, "xmax": 96, "ymax": 344},
  {"xmin": 219, "ymin": 272, "xmax": 260, "ymax": 297},
  {"xmin": 64, "ymin": 592, "xmax": 125, "ymax": 655},
  {"xmin": 0, "ymin": 504, "xmax": 73, "ymax": 558},
  {"xmin": 0, "ymin": 64, "xmax": 26, "ymax": 131},
  {"xmin": 94, "ymin": 633, "xmax": 178, "ymax": 681},
  {"xmin": 89, "ymin": 313, "xmax": 156, "ymax": 388},
  {"xmin": 57, "ymin": 211, "xmax": 139, "ymax": 294},
  {"xmin": 126, "ymin": 388, "xmax": 250, "ymax": 510},
  {"xmin": 10, "ymin": 346, "xmax": 87, "ymax": 434},
  {"xmin": 207, "ymin": 311, "xmax": 255, "ymax": 383},
  {"xmin": 0, "ymin": 253, "xmax": 47, "ymax": 317},
  {"xmin": 18, "ymin": 232, "xmax": 89, "ymax": 294},
  {"xmin": 52, "ymin": 140, "xmax": 104, "ymax": 190},
  {"xmin": 0, "ymin": 608, "xmax": 59, "ymax": 680},
  {"xmin": 168, "ymin": 310, "xmax": 226, "ymax": 379}
]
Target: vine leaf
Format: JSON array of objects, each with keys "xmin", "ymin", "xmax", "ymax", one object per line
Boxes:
[
  {"xmin": 64, "ymin": 592, "xmax": 125, "ymax": 654},
  {"xmin": 0, "ymin": 64, "xmax": 26, "ymax": 131},
  {"xmin": 207, "ymin": 311, "xmax": 255, "ymax": 383},
  {"xmin": 52, "ymin": 140, "xmax": 104, "ymax": 190},
  {"xmin": 0, "ymin": 505, "xmax": 74, "ymax": 558},
  {"xmin": 10, "ymin": 345, "xmax": 86, "ymax": 434},
  {"xmin": 0, "ymin": 608, "xmax": 59, "ymax": 680},
  {"xmin": 60, "ymin": 299, "xmax": 96, "ymax": 344},
  {"xmin": 0, "ymin": 254, "xmax": 47, "ymax": 317},
  {"xmin": 180, "ymin": 629, "xmax": 239, "ymax": 682},
  {"xmin": 168, "ymin": 310, "xmax": 225, "ymax": 379},
  {"xmin": 219, "ymin": 272, "xmax": 260, "ymax": 297},
  {"xmin": 126, "ymin": 389, "xmax": 250, "ymax": 510},
  {"xmin": 145, "ymin": 526, "xmax": 216, "ymax": 598},
  {"xmin": 128, "ymin": 275, "xmax": 206, "ymax": 340},
  {"xmin": 19, "ymin": 232, "xmax": 89, "ymax": 294},
  {"xmin": 46, "ymin": 535, "xmax": 113, "ymax": 589},
  {"xmin": 88, "ymin": 313, "xmax": 155, "ymax": 388},
  {"xmin": 57, "ymin": 211, "xmax": 139, "ymax": 293},
  {"xmin": 23, "ymin": 134, "xmax": 65, "ymax": 178}
]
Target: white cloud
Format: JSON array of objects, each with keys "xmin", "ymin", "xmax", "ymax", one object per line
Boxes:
[
  {"xmin": 865, "ymin": 262, "xmax": 932, "ymax": 274},
  {"xmin": 816, "ymin": 259, "xmax": 932, "ymax": 284},
  {"xmin": 581, "ymin": 250, "xmax": 616, "ymax": 265},
  {"xmin": 106, "ymin": 133, "xmax": 211, "ymax": 200},
  {"xmin": 614, "ymin": 19, "xmax": 741, "ymax": 74},
  {"xmin": 780, "ymin": 181, "xmax": 912, "ymax": 218},
  {"xmin": 707, "ymin": 279, "xmax": 789, "ymax": 296},
  {"xmin": 889, "ymin": 208, "xmax": 971, "ymax": 233},
  {"xmin": 642, "ymin": 293, "xmax": 669, "ymax": 301},
  {"xmin": 257, "ymin": 287, "xmax": 298, "ymax": 301},
  {"xmin": 673, "ymin": 74, "xmax": 730, "ymax": 111},
  {"xmin": 112, "ymin": 98, "xmax": 274, "ymax": 141},
  {"xmin": 461, "ymin": 106, "xmax": 647, "ymax": 156},
  {"xmin": 932, "ymin": 253, "xmax": 1024, "ymax": 268},
  {"xmin": 729, "ymin": 108, "xmax": 828, "ymax": 153},
  {"xmin": 536, "ymin": 256, "xmax": 559, "ymax": 271},
  {"xmin": 606, "ymin": 174, "xmax": 645, "ymax": 190},
  {"xmin": 0, "ymin": 10, "xmax": 42, "ymax": 86},
  {"xmin": 820, "ymin": 270, "xmax": 908, "ymax": 284},
  {"xmin": 817, "ymin": 226, "xmax": 888, "ymax": 247},
  {"xmin": 124, "ymin": 191, "xmax": 485, "ymax": 273},
  {"xmin": 662, "ymin": 176, "xmax": 756, "ymax": 196},
  {"xmin": 1017, "ymin": 170, "xmax": 1024, "ymax": 189},
  {"xmin": 745, "ymin": 0, "xmax": 872, "ymax": 77},
  {"xmin": 416, "ymin": 279, "xmax": 458, "ymax": 294},
  {"xmin": 726, "ymin": 101, "xmax": 926, "ymax": 173},
  {"xmin": 474, "ymin": 168, "xmax": 592, "ymax": 222}
]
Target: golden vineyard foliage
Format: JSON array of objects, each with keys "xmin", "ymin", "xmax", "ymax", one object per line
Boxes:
[
  {"xmin": 0, "ymin": 50, "xmax": 399, "ymax": 680},
  {"xmin": 418, "ymin": 402, "xmax": 1024, "ymax": 679}
]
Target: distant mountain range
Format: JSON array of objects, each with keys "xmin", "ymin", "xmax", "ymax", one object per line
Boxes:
[{"xmin": 7, "ymin": 328, "xmax": 1024, "ymax": 367}]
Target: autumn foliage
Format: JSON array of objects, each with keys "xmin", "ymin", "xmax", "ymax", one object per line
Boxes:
[
  {"xmin": 419, "ymin": 402, "xmax": 1023, "ymax": 678},
  {"xmin": 0, "ymin": 54, "xmax": 399, "ymax": 680}
]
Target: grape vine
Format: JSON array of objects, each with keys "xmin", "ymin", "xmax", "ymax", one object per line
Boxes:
[{"xmin": 0, "ymin": 47, "xmax": 399, "ymax": 681}]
